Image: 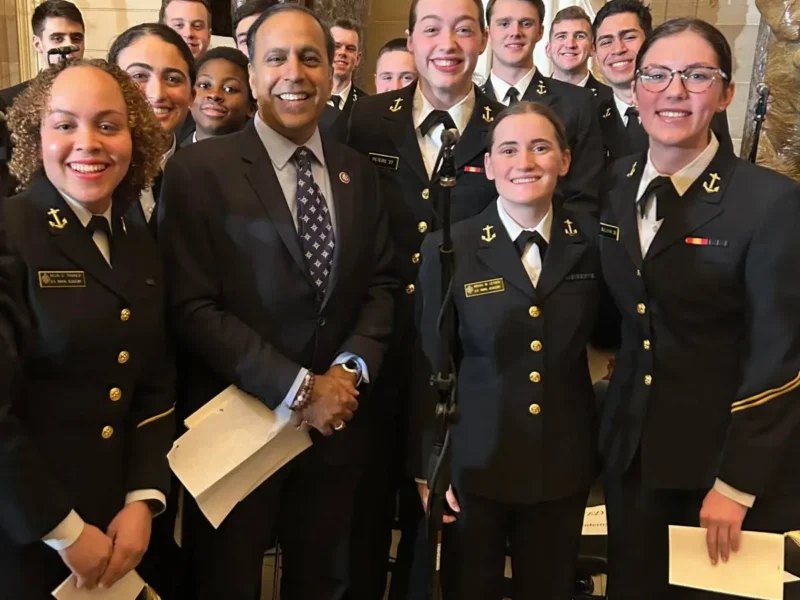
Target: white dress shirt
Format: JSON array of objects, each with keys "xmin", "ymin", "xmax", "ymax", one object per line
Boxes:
[
  {"xmin": 575, "ymin": 72, "xmax": 591, "ymax": 88},
  {"xmin": 634, "ymin": 132, "xmax": 755, "ymax": 508},
  {"xmin": 496, "ymin": 198, "xmax": 552, "ymax": 288},
  {"xmin": 614, "ymin": 94, "xmax": 635, "ymax": 126},
  {"xmin": 252, "ymin": 112, "xmax": 367, "ymax": 406},
  {"xmin": 412, "ymin": 85, "xmax": 475, "ymax": 179},
  {"xmin": 139, "ymin": 135, "xmax": 177, "ymax": 223},
  {"xmin": 43, "ymin": 194, "xmax": 167, "ymax": 551},
  {"xmin": 490, "ymin": 67, "xmax": 537, "ymax": 106},
  {"xmin": 328, "ymin": 80, "xmax": 352, "ymax": 110}
]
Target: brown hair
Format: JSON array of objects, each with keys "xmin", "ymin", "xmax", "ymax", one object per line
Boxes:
[
  {"xmin": 487, "ymin": 0, "xmax": 545, "ymax": 24},
  {"xmin": 409, "ymin": 0, "xmax": 486, "ymax": 32},
  {"xmin": 550, "ymin": 6, "xmax": 592, "ymax": 40},
  {"xmin": 487, "ymin": 101, "xmax": 569, "ymax": 151},
  {"xmin": 332, "ymin": 18, "xmax": 363, "ymax": 49},
  {"xmin": 7, "ymin": 59, "xmax": 169, "ymax": 203}
]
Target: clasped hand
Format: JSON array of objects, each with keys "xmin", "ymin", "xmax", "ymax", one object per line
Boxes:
[{"xmin": 292, "ymin": 365, "xmax": 359, "ymax": 435}]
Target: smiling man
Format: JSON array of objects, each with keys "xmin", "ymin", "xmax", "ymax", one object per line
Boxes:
[
  {"xmin": 482, "ymin": 0, "xmax": 603, "ymax": 206},
  {"xmin": 592, "ymin": 0, "xmax": 732, "ymax": 160},
  {"xmin": 158, "ymin": 4, "xmax": 397, "ymax": 599},
  {"xmin": 160, "ymin": 0, "xmax": 212, "ymax": 59}
]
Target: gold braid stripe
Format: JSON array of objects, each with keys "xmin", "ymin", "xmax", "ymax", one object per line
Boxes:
[
  {"xmin": 136, "ymin": 405, "xmax": 175, "ymax": 429},
  {"xmin": 788, "ymin": 531, "xmax": 800, "ymax": 547},
  {"xmin": 731, "ymin": 371, "xmax": 800, "ymax": 413}
]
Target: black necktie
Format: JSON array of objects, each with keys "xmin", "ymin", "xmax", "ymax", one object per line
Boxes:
[
  {"xmin": 331, "ymin": 95, "xmax": 343, "ymax": 110},
  {"xmin": 293, "ymin": 146, "xmax": 335, "ymax": 295},
  {"xmin": 86, "ymin": 215, "xmax": 113, "ymax": 264},
  {"xmin": 419, "ymin": 110, "xmax": 457, "ymax": 137},
  {"xmin": 514, "ymin": 230, "xmax": 548, "ymax": 261},
  {"xmin": 625, "ymin": 106, "xmax": 649, "ymax": 153},
  {"xmin": 507, "ymin": 87, "xmax": 520, "ymax": 105},
  {"xmin": 638, "ymin": 176, "xmax": 678, "ymax": 221}
]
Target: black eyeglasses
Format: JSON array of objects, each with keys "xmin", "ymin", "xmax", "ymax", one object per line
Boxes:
[{"xmin": 636, "ymin": 66, "xmax": 728, "ymax": 93}]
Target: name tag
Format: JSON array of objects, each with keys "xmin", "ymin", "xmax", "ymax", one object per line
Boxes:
[
  {"xmin": 38, "ymin": 270, "xmax": 86, "ymax": 288},
  {"xmin": 464, "ymin": 278, "xmax": 505, "ymax": 298},
  {"xmin": 685, "ymin": 237, "xmax": 729, "ymax": 247},
  {"xmin": 600, "ymin": 223, "xmax": 620, "ymax": 241},
  {"xmin": 565, "ymin": 273, "xmax": 596, "ymax": 281},
  {"xmin": 369, "ymin": 153, "xmax": 399, "ymax": 170}
]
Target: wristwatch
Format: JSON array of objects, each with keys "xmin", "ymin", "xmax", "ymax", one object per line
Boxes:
[{"xmin": 341, "ymin": 358, "xmax": 362, "ymax": 385}]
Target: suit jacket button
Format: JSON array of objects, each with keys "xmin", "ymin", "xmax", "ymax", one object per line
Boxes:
[
  {"xmin": 412, "ymin": 253, "xmax": 421, "ymax": 264},
  {"xmin": 528, "ymin": 403, "xmax": 541, "ymax": 415},
  {"xmin": 528, "ymin": 306, "xmax": 541, "ymax": 318},
  {"xmin": 120, "ymin": 308, "xmax": 131, "ymax": 322},
  {"xmin": 417, "ymin": 221, "xmax": 428, "ymax": 233},
  {"xmin": 118, "ymin": 351, "xmax": 130, "ymax": 364},
  {"xmin": 102, "ymin": 425, "xmax": 114, "ymax": 439},
  {"xmin": 405, "ymin": 284, "xmax": 416, "ymax": 295},
  {"xmin": 643, "ymin": 339, "xmax": 651, "ymax": 350},
  {"xmin": 530, "ymin": 340, "xmax": 542, "ymax": 352},
  {"xmin": 637, "ymin": 303, "xmax": 646, "ymax": 315},
  {"xmin": 644, "ymin": 374, "xmax": 653, "ymax": 386},
  {"xmin": 109, "ymin": 387, "xmax": 122, "ymax": 402},
  {"xmin": 421, "ymin": 188, "xmax": 430, "ymax": 200},
  {"xmin": 529, "ymin": 371, "xmax": 541, "ymax": 383},
  {"xmin": 318, "ymin": 317, "xmax": 326, "ymax": 327}
]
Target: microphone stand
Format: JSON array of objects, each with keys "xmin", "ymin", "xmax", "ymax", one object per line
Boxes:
[
  {"xmin": 425, "ymin": 140, "xmax": 459, "ymax": 600},
  {"xmin": 748, "ymin": 85, "xmax": 769, "ymax": 164}
]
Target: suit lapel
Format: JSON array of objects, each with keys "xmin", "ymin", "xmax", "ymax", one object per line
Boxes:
[
  {"xmin": 611, "ymin": 155, "xmax": 647, "ymax": 270},
  {"xmin": 454, "ymin": 86, "xmax": 494, "ymax": 171},
  {"xmin": 535, "ymin": 208, "xmax": 589, "ymax": 299},
  {"xmin": 476, "ymin": 203, "xmax": 535, "ymax": 298},
  {"xmin": 481, "ymin": 79, "xmax": 498, "ymax": 103},
  {"xmin": 645, "ymin": 145, "xmax": 735, "ymax": 261},
  {"xmin": 240, "ymin": 123, "xmax": 315, "ymax": 288},
  {"xmin": 30, "ymin": 175, "xmax": 130, "ymax": 299},
  {"xmin": 521, "ymin": 69, "xmax": 552, "ymax": 104},
  {"xmin": 384, "ymin": 82, "xmax": 429, "ymax": 185},
  {"xmin": 599, "ymin": 98, "xmax": 628, "ymax": 159}
]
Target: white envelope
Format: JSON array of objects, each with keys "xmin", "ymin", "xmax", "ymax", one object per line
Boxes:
[
  {"xmin": 582, "ymin": 504, "xmax": 607, "ymax": 536},
  {"xmin": 52, "ymin": 571, "xmax": 144, "ymax": 600},
  {"xmin": 669, "ymin": 525, "xmax": 785, "ymax": 600}
]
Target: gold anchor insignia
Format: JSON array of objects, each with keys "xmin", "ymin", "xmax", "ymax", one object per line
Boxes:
[
  {"xmin": 481, "ymin": 225, "xmax": 496, "ymax": 242},
  {"xmin": 626, "ymin": 161, "xmax": 638, "ymax": 178},
  {"xmin": 603, "ymin": 107, "xmax": 612, "ymax": 119},
  {"xmin": 47, "ymin": 208, "xmax": 68, "ymax": 229},
  {"xmin": 702, "ymin": 172, "xmax": 721, "ymax": 193},
  {"xmin": 389, "ymin": 97, "xmax": 403, "ymax": 112},
  {"xmin": 483, "ymin": 106, "xmax": 493, "ymax": 123},
  {"xmin": 564, "ymin": 219, "xmax": 578, "ymax": 236},
  {"xmin": 536, "ymin": 81, "xmax": 546, "ymax": 95}
]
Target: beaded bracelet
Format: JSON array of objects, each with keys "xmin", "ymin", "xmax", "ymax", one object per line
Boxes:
[{"xmin": 291, "ymin": 372, "xmax": 315, "ymax": 412}]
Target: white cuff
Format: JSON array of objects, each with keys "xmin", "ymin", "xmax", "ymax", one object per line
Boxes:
[
  {"xmin": 42, "ymin": 510, "xmax": 85, "ymax": 551},
  {"xmin": 126, "ymin": 489, "xmax": 167, "ymax": 517},
  {"xmin": 332, "ymin": 353, "xmax": 370, "ymax": 385},
  {"xmin": 415, "ymin": 478, "xmax": 428, "ymax": 486},
  {"xmin": 282, "ymin": 368, "xmax": 309, "ymax": 409},
  {"xmin": 714, "ymin": 478, "xmax": 756, "ymax": 508}
]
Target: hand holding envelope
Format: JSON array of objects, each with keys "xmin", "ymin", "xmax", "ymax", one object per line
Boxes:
[{"xmin": 52, "ymin": 570, "xmax": 145, "ymax": 600}]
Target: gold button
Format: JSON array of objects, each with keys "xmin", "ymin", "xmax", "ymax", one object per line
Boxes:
[
  {"xmin": 530, "ymin": 340, "xmax": 542, "ymax": 352},
  {"xmin": 528, "ymin": 403, "xmax": 541, "ymax": 415},
  {"xmin": 120, "ymin": 308, "xmax": 131, "ymax": 322},
  {"xmin": 412, "ymin": 253, "xmax": 421, "ymax": 264},
  {"xmin": 644, "ymin": 374, "xmax": 652, "ymax": 386},
  {"xmin": 643, "ymin": 339, "xmax": 651, "ymax": 350},
  {"xmin": 421, "ymin": 188, "xmax": 430, "ymax": 200},
  {"xmin": 528, "ymin": 306, "xmax": 541, "ymax": 318},
  {"xmin": 118, "ymin": 351, "xmax": 130, "ymax": 364},
  {"xmin": 529, "ymin": 371, "xmax": 541, "ymax": 383},
  {"xmin": 637, "ymin": 303, "xmax": 646, "ymax": 315},
  {"xmin": 417, "ymin": 221, "xmax": 428, "ymax": 233},
  {"xmin": 405, "ymin": 284, "xmax": 415, "ymax": 295},
  {"xmin": 101, "ymin": 425, "xmax": 114, "ymax": 439},
  {"xmin": 109, "ymin": 387, "xmax": 122, "ymax": 402}
]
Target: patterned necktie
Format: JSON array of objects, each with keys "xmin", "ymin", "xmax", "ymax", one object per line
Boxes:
[
  {"xmin": 514, "ymin": 230, "xmax": 548, "ymax": 261},
  {"xmin": 507, "ymin": 87, "xmax": 520, "ymax": 105},
  {"xmin": 638, "ymin": 176, "xmax": 678, "ymax": 221},
  {"xmin": 625, "ymin": 106, "xmax": 649, "ymax": 153},
  {"xmin": 293, "ymin": 146, "xmax": 335, "ymax": 294}
]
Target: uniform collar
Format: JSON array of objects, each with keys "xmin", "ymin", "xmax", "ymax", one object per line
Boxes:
[
  {"xmin": 614, "ymin": 93, "xmax": 633, "ymax": 120},
  {"xmin": 332, "ymin": 80, "xmax": 353, "ymax": 105},
  {"xmin": 489, "ymin": 67, "xmax": 537, "ymax": 102},
  {"xmin": 638, "ymin": 132, "xmax": 720, "ymax": 199},
  {"xmin": 496, "ymin": 196, "xmax": 553, "ymax": 244},
  {"xmin": 59, "ymin": 191, "xmax": 113, "ymax": 231},
  {"xmin": 412, "ymin": 84, "xmax": 475, "ymax": 134},
  {"xmin": 576, "ymin": 72, "xmax": 591, "ymax": 87},
  {"xmin": 253, "ymin": 111, "xmax": 326, "ymax": 169}
]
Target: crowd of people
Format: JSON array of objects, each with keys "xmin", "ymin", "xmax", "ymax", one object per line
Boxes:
[{"xmin": 0, "ymin": 0, "xmax": 798, "ymax": 599}]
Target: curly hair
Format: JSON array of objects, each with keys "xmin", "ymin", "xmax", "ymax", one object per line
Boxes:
[{"xmin": 7, "ymin": 58, "xmax": 169, "ymax": 205}]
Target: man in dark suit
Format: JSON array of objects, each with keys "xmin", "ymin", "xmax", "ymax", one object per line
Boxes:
[
  {"xmin": 591, "ymin": 0, "xmax": 732, "ymax": 160},
  {"xmin": 320, "ymin": 18, "xmax": 369, "ymax": 139},
  {"xmin": 346, "ymin": 0, "xmax": 504, "ymax": 596},
  {"xmin": 159, "ymin": 5, "xmax": 397, "ymax": 600},
  {"xmin": 546, "ymin": 5, "xmax": 612, "ymax": 104},
  {"xmin": 482, "ymin": 0, "xmax": 603, "ymax": 204}
]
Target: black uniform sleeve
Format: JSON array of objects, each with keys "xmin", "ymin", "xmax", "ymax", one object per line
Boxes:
[
  {"xmin": 717, "ymin": 185, "xmax": 800, "ymax": 496},
  {"xmin": 564, "ymin": 94, "xmax": 604, "ymax": 211}
]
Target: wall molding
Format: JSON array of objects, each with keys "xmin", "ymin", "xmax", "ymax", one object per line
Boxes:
[{"xmin": 14, "ymin": 0, "xmax": 36, "ymax": 81}]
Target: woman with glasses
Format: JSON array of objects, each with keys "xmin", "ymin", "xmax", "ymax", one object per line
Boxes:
[{"xmin": 598, "ymin": 17, "xmax": 800, "ymax": 599}]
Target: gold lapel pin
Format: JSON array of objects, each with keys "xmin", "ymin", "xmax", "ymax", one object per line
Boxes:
[
  {"xmin": 481, "ymin": 224, "xmax": 496, "ymax": 242},
  {"xmin": 627, "ymin": 161, "xmax": 638, "ymax": 178},
  {"xmin": 389, "ymin": 97, "xmax": 403, "ymax": 112},
  {"xmin": 47, "ymin": 208, "xmax": 68, "ymax": 229},
  {"xmin": 339, "ymin": 171, "xmax": 351, "ymax": 184},
  {"xmin": 483, "ymin": 106, "xmax": 494, "ymax": 123},
  {"xmin": 536, "ymin": 81, "xmax": 546, "ymax": 95},
  {"xmin": 564, "ymin": 219, "xmax": 578, "ymax": 236},
  {"xmin": 702, "ymin": 172, "xmax": 721, "ymax": 193}
]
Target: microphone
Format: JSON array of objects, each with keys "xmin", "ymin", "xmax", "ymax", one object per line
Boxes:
[
  {"xmin": 756, "ymin": 83, "xmax": 770, "ymax": 98},
  {"xmin": 47, "ymin": 45, "xmax": 80, "ymax": 64},
  {"xmin": 440, "ymin": 128, "xmax": 460, "ymax": 148}
]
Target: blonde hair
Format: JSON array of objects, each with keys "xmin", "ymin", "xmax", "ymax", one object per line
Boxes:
[{"xmin": 7, "ymin": 58, "xmax": 169, "ymax": 204}]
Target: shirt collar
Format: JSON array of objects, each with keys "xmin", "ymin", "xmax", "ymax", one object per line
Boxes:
[
  {"xmin": 333, "ymin": 80, "xmax": 353, "ymax": 104},
  {"xmin": 412, "ymin": 84, "xmax": 476, "ymax": 134},
  {"xmin": 490, "ymin": 67, "xmax": 537, "ymax": 103},
  {"xmin": 495, "ymin": 197, "xmax": 553, "ymax": 244},
  {"xmin": 614, "ymin": 93, "xmax": 633, "ymax": 119},
  {"xmin": 161, "ymin": 135, "xmax": 177, "ymax": 170},
  {"xmin": 576, "ymin": 72, "xmax": 591, "ymax": 87},
  {"xmin": 59, "ymin": 192, "xmax": 113, "ymax": 231},
  {"xmin": 254, "ymin": 112, "xmax": 326, "ymax": 170},
  {"xmin": 640, "ymin": 132, "xmax": 720, "ymax": 198}
]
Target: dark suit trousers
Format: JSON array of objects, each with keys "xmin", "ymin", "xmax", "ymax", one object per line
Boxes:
[
  {"xmin": 606, "ymin": 455, "xmax": 777, "ymax": 600},
  {"xmin": 183, "ymin": 445, "xmax": 361, "ymax": 600},
  {"xmin": 440, "ymin": 490, "xmax": 587, "ymax": 600}
]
